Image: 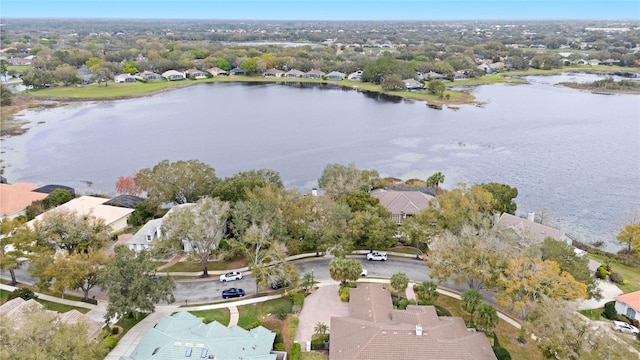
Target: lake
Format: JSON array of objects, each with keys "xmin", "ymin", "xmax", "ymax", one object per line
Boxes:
[{"xmin": 1, "ymin": 73, "xmax": 639, "ymax": 251}]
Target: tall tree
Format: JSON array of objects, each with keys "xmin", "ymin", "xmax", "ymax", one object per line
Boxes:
[
  {"xmin": 390, "ymin": 272, "xmax": 410, "ymax": 295},
  {"xmin": 432, "ymin": 184, "xmax": 496, "ymax": 233},
  {"xmin": 328, "ymin": 257, "xmax": 362, "ymax": 284},
  {"xmin": 413, "ymin": 281, "xmax": 439, "ymax": 305},
  {"xmin": 0, "ymin": 84, "xmax": 12, "ymax": 106},
  {"xmin": 348, "ymin": 205, "xmax": 397, "ymax": 251},
  {"xmin": 99, "ymin": 247, "xmax": 175, "ymax": 320},
  {"xmin": 461, "ymin": 288, "xmax": 482, "ymax": 316},
  {"xmin": 318, "ymin": 163, "xmax": 367, "ymax": 200},
  {"xmin": 473, "ymin": 303, "xmax": 498, "ymax": 333},
  {"xmin": 160, "ymin": 197, "xmax": 230, "ymax": 277},
  {"xmin": 0, "ymin": 219, "xmax": 31, "ymax": 285},
  {"xmin": 115, "ymin": 171, "xmax": 142, "ymax": 196},
  {"xmin": 31, "ymin": 209, "xmax": 110, "ymax": 254},
  {"xmin": 478, "ymin": 182, "xmax": 518, "ymax": 215},
  {"xmin": 496, "ymin": 257, "xmax": 587, "ymax": 320},
  {"xmin": 617, "ymin": 222, "xmax": 640, "ymax": 263},
  {"xmin": 211, "ymin": 168, "xmax": 283, "ymax": 203},
  {"xmin": 53, "ymin": 64, "xmax": 81, "ymax": 86},
  {"xmin": 135, "ymin": 159, "xmax": 219, "ymax": 207}
]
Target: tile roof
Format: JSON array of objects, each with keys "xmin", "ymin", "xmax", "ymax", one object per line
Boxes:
[
  {"xmin": 122, "ymin": 312, "xmax": 276, "ymax": 360},
  {"xmin": 494, "ymin": 213, "xmax": 567, "ymax": 244},
  {"xmin": 330, "ymin": 284, "xmax": 496, "ymax": 360},
  {"xmin": 369, "ymin": 189, "xmax": 435, "ymax": 216},
  {"xmin": 615, "ymin": 291, "xmax": 640, "ymax": 312},
  {"xmin": 0, "ymin": 183, "xmax": 48, "ymax": 218}
]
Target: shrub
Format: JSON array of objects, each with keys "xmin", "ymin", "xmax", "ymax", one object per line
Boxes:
[
  {"xmin": 7, "ymin": 288, "xmax": 38, "ymax": 301},
  {"xmin": 102, "ymin": 336, "xmax": 119, "ymax": 350},
  {"xmin": 274, "ymin": 330, "xmax": 283, "ymax": 345},
  {"xmin": 493, "ymin": 346, "xmax": 512, "ymax": 360},
  {"xmin": 249, "ymin": 319, "xmax": 263, "ymax": 329},
  {"xmin": 609, "ymin": 272, "xmax": 624, "ymax": 284},
  {"xmin": 435, "ymin": 305, "xmax": 452, "ymax": 317},
  {"xmin": 274, "ymin": 343, "xmax": 285, "ymax": 351},
  {"xmin": 595, "ymin": 266, "xmax": 609, "ymax": 279},
  {"xmin": 311, "ymin": 334, "xmax": 330, "ymax": 350},
  {"xmin": 289, "ymin": 291, "xmax": 305, "ymax": 307},
  {"xmin": 275, "ymin": 305, "xmax": 289, "ymax": 320},
  {"xmin": 111, "ymin": 326, "xmax": 119, "ymax": 335},
  {"xmin": 339, "ymin": 286, "xmax": 350, "ymax": 302},
  {"xmin": 602, "ymin": 301, "xmax": 617, "ymax": 320},
  {"xmin": 290, "ymin": 342, "xmax": 302, "ymax": 360}
]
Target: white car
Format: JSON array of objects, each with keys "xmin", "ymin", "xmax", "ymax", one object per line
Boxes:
[
  {"xmin": 366, "ymin": 251, "xmax": 387, "ymax": 261},
  {"xmin": 612, "ymin": 320, "xmax": 639, "ymax": 334},
  {"xmin": 219, "ymin": 271, "xmax": 243, "ymax": 282},
  {"xmin": 360, "ymin": 268, "xmax": 368, "ymax": 277}
]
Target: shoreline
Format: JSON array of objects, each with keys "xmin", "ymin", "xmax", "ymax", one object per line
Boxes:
[{"xmin": 558, "ymin": 81, "xmax": 640, "ymax": 95}]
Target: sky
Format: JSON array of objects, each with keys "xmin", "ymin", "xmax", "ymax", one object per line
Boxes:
[{"xmin": 0, "ymin": 0, "xmax": 639, "ymax": 21}]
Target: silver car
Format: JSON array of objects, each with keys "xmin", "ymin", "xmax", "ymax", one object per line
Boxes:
[{"xmin": 219, "ymin": 271, "xmax": 243, "ymax": 282}]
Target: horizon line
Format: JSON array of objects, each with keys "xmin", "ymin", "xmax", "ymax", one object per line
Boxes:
[{"xmin": 2, "ymin": 17, "xmax": 639, "ymax": 22}]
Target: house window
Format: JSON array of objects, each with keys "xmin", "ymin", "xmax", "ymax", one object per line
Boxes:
[{"xmin": 146, "ymin": 235, "xmax": 152, "ymax": 242}]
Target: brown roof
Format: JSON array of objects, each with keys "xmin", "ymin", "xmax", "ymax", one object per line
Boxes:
[
  {"xmin": 0, "ymin": 183, "xmax": 48, "ymax": 217},
  {"xmin": 369, "ymin": 189, "xmax": 435, "ymax": 216},
  {"xmin": 330, "ymin": 284, "xmax": 496, "ymax": 360},
  {"xmin": 615, "ymin": 291, "xmax": 640, "ymax": 312},
  {"xmin": 494, "ymin": 213, "xmax": 567, "ymax": 244}
]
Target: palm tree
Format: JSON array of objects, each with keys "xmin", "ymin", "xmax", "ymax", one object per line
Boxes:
[
  {"xmin": 426, "ymin": 172, "xmax": 445, "ymax": 190},
  {"xmin": 413, "ymin": 281, "xmax": 439, "ymax": 305},
  {"xmin": 473, "ymin": 303, "xmax": 498, "ymax": 333},
  {"xmin": 390, "ymin": 272, "xmax": 410, "ymax": 295},
  {"xmin": 314, "ymin": 322, "xmax": 329, "ymax": 336},
  {"xmin": 461, "ymin": 288, "xmax": 481, "ymax": 316}
]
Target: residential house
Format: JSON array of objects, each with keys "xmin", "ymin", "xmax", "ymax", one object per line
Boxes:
[
  {"xmin": 454, "ymin": 70, "xmax": 469, "ymax": 80},
  {"xmin": 304, "ymin": 69, "xmax": 325, "ymax": 79},
  {"xmin": 614, "ymin": 291, "xmax": 640, "ymax": 323},
  {"xmin": 121, "ymin": 312, "xmax": 278, "ymax": 360},
  {"xmin": 402, "ymin": 79, "xmax": 424, "ymax": 90},
  {"xmin": 32, "ymin": 184, "xmax": 76, "ymax": 198},
  {"xmin": 369, "ymin": 188, "xmax": 435, "ymax": 224},
  {"xmin": 263, "ymin": 68, "xmax": 284, "ymax": 77},
  {"xmin": 207, "ymin": 67, "xmax": 228, "ymax": 76},
  {"xmin": 347, "ymin": 70, "xmax": 363, "ymax": 81},
  {"xmin": 26, "ymin": 196, "xmax": 134, "ymax": 234},
  {"xmin": 325, "ymin": 71, "xmax": 346, "ymax": 80},
  {"xmin": 128, "ymin": 218, "xmax": 163, "ymax": 252},
  {"xmin": 229, "ymin": 67, "xmax": 246, "ymax": 76},
  {"xmin": 330, "ymin": 283, "xmax": 497, "ymax": 360},
  {"xmin": 162, "ymin": 70, "xmax": 185, "ymax": 81},
  {"xmin": 77, "ymin": 65, "xmax": 93, "ymax": 84},
  {"xmin": 185, "ymin": 68, "xmax": 208, "ymax": 79},
  {"xmin": 424, "ymin": 71, "xmax": 445, "ymax": 80},
  {"xmin": 284, "ymin": 69, "xmax": 304, "ymax": 78},
  {"xmin": 114, "ymin": 74, "xmax": 136, "ymax": 83},
  {"xmin": 0, "ymin": 182, "xmax": 48, "ymax": 219},
  {"xmin": 602, "ymin": 58, "xmax": 620, "ymax": 66},
  {"xmin": 477, "ymin": 63, "xmax": 491, "ymax": 73},
  {"xmin": 588, "ymin": 59, "xmax": 602, "ymax": 66},
  {"xmin": 103, "ymin": 195, "xmax": 144, "ymax": 209},
  {"xmin": 0, "ymin": 297, "xmax": 103, "ymax": 340},
  {"xmin": 136, "ymin": 71, "xmax": 162, "ymax": 80},
  {"xmin": 7, "ymin": 57, "xmax": 31, "ymax": 66},
  {"xmin": 494, "ymin": 212, "xmax": 572, "ymax": 246}
]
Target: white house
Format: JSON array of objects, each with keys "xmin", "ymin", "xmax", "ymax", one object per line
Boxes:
[
  {"xmin": 128, "ymin": 218, "xmax": 163, "ymax": 252},
  {"xmin": 615, "ymin": 291, "xmax": 640, "ymax": 323},
  {"xmin": 114, "ymin": 74, "xmax": 136, "ymax": 83},
  {"xmin": 162, "ymin": 70, "xmax": 185, "ymax": 81}
]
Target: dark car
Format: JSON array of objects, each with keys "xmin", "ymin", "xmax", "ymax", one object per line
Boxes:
[
  {"xmin": 270, "ymin": 279, "xmax": 290, "ymax": 290},
  {"xmin": 222, "ymin": 288, "xmax": 245, "ymax": 299}
]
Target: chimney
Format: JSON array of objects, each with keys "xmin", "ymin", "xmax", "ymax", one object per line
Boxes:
[
  {"xmin": 415, "ymin": 324, "xmax": 423, "ymax": 336},
  {"xmin": 311, "ymin": 188, "xmax": 318, "ymax": 196},
  {"xmin": 527, "ymin": 212, "xmax": 535, "ymax": 222}
]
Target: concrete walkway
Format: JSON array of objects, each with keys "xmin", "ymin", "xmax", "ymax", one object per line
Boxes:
[
  {"xmin": 0, "ymin": 283, "xmax": 97, "ymax": 310},
  {"xmin": 228, "ymin": 306, "xmax": 239, "ymax": 327},
  {"xmin": 295, "ymin": 284, "xmax": 350, "ymax": 345}
]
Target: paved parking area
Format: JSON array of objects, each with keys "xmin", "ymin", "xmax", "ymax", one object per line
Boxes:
[{"xmin": 295, "ymin": 283, "xmax": 350, "ymax": 344}]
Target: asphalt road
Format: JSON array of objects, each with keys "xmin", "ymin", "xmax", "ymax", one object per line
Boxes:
[{"xmin": 2, "ymin": 255, "xmax": 498, "ymax": 305}]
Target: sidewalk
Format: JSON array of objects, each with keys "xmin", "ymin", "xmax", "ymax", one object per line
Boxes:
[{"xmin": 0, "ymin": 283, "xmax": 97, "ymax": 310}]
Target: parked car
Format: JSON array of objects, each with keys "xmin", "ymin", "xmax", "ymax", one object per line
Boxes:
[
  {"xmin": 366, "ymin": 251, "xmax": 387, "ymax": 261},
  {"xmin": 360, "ymin": 268, "xmax": 368, "ymax": 277},
  {"xmin": 270, "ymin": 279, "xmax": 290, "ymax": 290},
  {"xmin": 612, "ymin": 320, "xmax": 639, "ymax": 334},
  {"xmin": 222, "ymin": 288, "xmax": 245, "ymax": 299},
  {"xmin": 219, "ymin": 271, "xmax": 243, "ymax": 282}
]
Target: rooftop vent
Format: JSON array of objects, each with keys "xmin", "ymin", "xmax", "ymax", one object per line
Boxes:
[{"xmin": 416, "ymin": 324, "xmax": 423, "ymax": 336}]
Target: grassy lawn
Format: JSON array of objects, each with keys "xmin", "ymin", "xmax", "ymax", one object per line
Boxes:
[
  {"xmin": 28, "ymin": 79, "xmax": 196, "ymax": 98},
  {"xmin": 449, "ymin": 73, "xmax": 527, "ymax": 86},
  {"xmin": 302, "ymin": 352, "xmax": 328, "ymax": 360},
  {"xmin": 435, "ymin": 294, "xmax": 543, "ymax": 360},
  {"xmin": 189, "ymin": 308, "xmax": 231, "ymax": 326},
  {"xmin": 116, "ymin": 312, "xmax": 149, "ymax": 334},
  {"xmin": 587, "ymin": 253, "xmax": 640, "ymax": 293},
  {"xmin": 0, "ymin": 289, "xmax": 90, "ymax": 314},
  {"xmin": 579, "ymin": 308, "xmax": 603, "ymax": 321},
  {"xmin": 5, "ymin": 65, "xmax": 29, "ymax": 73},
  {"xmin": 237, "ymin": 298, "xmax": 293, "ymax": 329}
]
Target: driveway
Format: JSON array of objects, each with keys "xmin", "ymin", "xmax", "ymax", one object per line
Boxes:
[{"xmin": 295, "ymin": 283, "xmax": 350, "ymax": 344}]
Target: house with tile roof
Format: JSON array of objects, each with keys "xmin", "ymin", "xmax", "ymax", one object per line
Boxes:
[
  {"xmin": 369, "ymin": 188, "xmax": 436, "ymax": 224},
  {"xmin": 162, "ymin": 70, "xmax": 185, "ymax": 80},
  {"xmin": 121, "ymin": 312, "xmax": 277, "ymax": 360},
  {"xmin": 325, "ymin": 71, "xmax": 346, "ymax": 80},
  {"xmin": 304, "ymin": 69, "xmax": 325, "ymax": 79},
  {"xmin": 330, "ymin": 283, "xmax": 496, "ymax": 360},
  {"xmin": 26, "ymin": 195, "xmax": 134, "ymax": 234},
  {"xmin": 263, "ymin": 68, "xmax": 284, "ymax": 77},
  {"xmin": 0, "ymin": 182, "xmax": 48, "ymax": 220},
  {"xmin": 0, "ymin": 297, "xmax": 103, "ymax": 340},
  {"xmin": 207, "ymin": 67, "xmax": 228, "ymax": 76},
  {"xmin": 615, "ymin": 291, "xmax": 640, "ymax": 323},
  {"xmin": 494, "ymin": 213, "xmax": 571, "ymax": 246},
  {"xmin": 284, "ymin": 69, "xmax": 304, "ymax": 78}
]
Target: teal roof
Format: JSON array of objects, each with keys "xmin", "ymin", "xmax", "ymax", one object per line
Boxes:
[{"xmin": 121, "ymin": 312, "xmax": 276, "ymax": 360}]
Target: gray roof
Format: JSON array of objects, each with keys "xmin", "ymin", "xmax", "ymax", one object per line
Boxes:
[
  {"xmin": 129, "ymin": 218, "xmax": 163, "ymax": 248},
  {"xmin": 122, "ymin": 312, "xmax": 276, "ymax": 360},
  {"xmin": 494, "ymin": 213, "xmax": 568, "ymax": 244},
  {"xmin": 369, "ymin": 189, "xmax": 435, "ymax": 215},
  {"xmin": 103, "ymin": 195, "xmax": 144, "ymax": 209}
]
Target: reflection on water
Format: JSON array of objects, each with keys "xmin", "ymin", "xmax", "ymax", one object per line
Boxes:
[{"xmin": 1, "ymin": 75, "xmax": 639, "ymax": 252}]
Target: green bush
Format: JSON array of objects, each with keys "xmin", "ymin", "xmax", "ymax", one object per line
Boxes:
[
  {"xmin": 435, "ymin": 305, "xmax": 452, "ymax": 317},
  {"xmin": 602, "ymin": 301, "xmax": 617, "ymax": 320},
  {"xmin": 289, "ymin": 292, "xmax": 305, "ymax": 307},
  {"xmin": 609, "ymin": 272, "xmax": 624, "ymax": 284},
  {"xmin": 493, "ymin": 346, "xmax": 512, "ymax": 360},
  {"xmin": 274, "ymin": 343, "xmax": 285, "ymax": 351},
  {"xmin": 249, "ymin": 319, "xmax": 263, "ymax": 329},
  {"xmin": 275, "ymin": 305, "xmax": 289, "ymax": 320},
  {"xmin": 7, "ymin": 288, "xmax": 38, "ymax": 301},
  {"xmin": 102, "ymin": 336, "xmax": 119, "ymax": 350},
  {"xmin": 595, "ymin": 266, "xmax": 609, "ymax": 279},
  {"xmin": 311, "ymin": 334, "xmax": 330, "ymax": 350},
  {"xmin": 339, "ymin": 286, "xmax": 350, "ymax": 302},
  {"xmin": 274, "ymin": 330, "xmax": 283, "ymax": 345},
  {"xmin": 111, "ymin": 326, "xmax": 119, "ymax": 335},
  {"xmin": 290, "ymin": 342, "xmax": 302, "ymax": 360}
]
